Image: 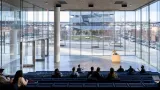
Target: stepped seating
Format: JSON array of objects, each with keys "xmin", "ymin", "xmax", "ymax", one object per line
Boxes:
[
  {"xmin": 25, "ymin": 82, "xmax": 158, "ymax": 89},
  {"xmin": 1, "ymin": 71, "xmax": 160, "ymax": 89}
]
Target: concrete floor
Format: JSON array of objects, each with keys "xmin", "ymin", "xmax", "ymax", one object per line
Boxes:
[{"xmin": 2, "ymin": 55, "xmax": 158, "ymax": 75}]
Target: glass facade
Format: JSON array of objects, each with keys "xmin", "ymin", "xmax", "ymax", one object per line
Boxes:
[
  {"xmin": 0, "ymin": 0, "xmax": 159, "ymax": 72},
  {"xmin": 0, "ymin": 1, "xmax": 20, "ymax": 71},
  {"xmin": 68, "ymin": 11, "xmax": 135, "ymax": 56},
  {"xmin": 135, "ymin": 0, "xmax": 160, "ymax": 71}
]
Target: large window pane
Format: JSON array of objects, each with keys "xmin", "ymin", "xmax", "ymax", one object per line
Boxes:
[
  {"xmin": 126, "ymin": 11, "xmax": 136, "ymax": 55},
  {"xmin": 158, "ymin": 1, "xmax": 160, "ymax": 71},
  {"xmin": 115, "ymin": 11, "xmax": 125, "ymax": 55},
  {"xmin": 136, "ymin": 10, "xmax": 141, "ymax": 58},
  {"xmin": 103, "ymin": 11, "xmax": 115, "ymax": 55},
  {"xmin": 70, "ymin": 11, "xmax": 81, "ymax": 55},
  {"xmin": 91, "ymin": 11, "xmax": 103, "ymax": 55},
  {"xmin": 142, "ymin": 6, "xmax": 149, "ymax": 63},
  {"xmin": 150, "ymin": 2, "xmax": 158, "ymax": 67}
]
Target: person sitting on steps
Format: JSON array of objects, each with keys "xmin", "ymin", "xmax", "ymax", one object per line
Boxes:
[{"xmin": 117, "ymin": 66, "xmax": 124, "ymax": 72}]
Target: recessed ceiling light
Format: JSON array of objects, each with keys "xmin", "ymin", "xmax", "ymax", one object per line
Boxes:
[
  {"xmin": 45, "ymin": 1, "xmax": 48, "ymax": 4},
  {"xmin": 129, "ymin": 4, "xmax": 132, "ymax": 6}
]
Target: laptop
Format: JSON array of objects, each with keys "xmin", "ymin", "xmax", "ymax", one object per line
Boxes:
[{"xmin": 152, "ymin": 75, "xmax": 160, "ymax": 83}]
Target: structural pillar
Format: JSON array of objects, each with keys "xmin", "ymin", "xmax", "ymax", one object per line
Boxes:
[
  {"xmin": 46, "ymin": 38, "xmax": 49, "ymax": 56},
  {"xmin": 41, "ymin": 39, "xmax": 45, "ymax": 59},
  {"xmin": 10, "ymin": 30, "xmax": 17, "ymax": 60},
  {"xmin": 32, "ymin": 41, "xmax": 35, "ymax": 66},
  {"xmin": 20, "ymin": 42, "xmax": 23, "ymax": 70},
  {"xmin": 54, "ymin": 5, "xmax": 60, "ymax": 63}
]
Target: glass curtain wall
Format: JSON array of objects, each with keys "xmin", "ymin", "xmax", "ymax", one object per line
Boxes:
[
  {"xmin": 115, "ymin": 11, "xmax": 125, "ymax": 55},
  {"xmin": 149, "ymin": 2, "xmax": 158, "ymax": 67},
  {"xmin": 136, "ymin": 10, "xmax": 141, "ymax": 58},
  {"xmin": 103, "ymin": 12, "xmax": 115, "ymax": 55},
  {"xmin": 125, "ymin": 11, "xmax": 136, "ymax": 55},
  {"xmin": 142, "ymin": 6, "xmax": 149, "ymax": 63},
  {"xmin": 21, "ymin": 1, "xmax": 49, "ymax": 64},
  {"xmin": 0, "ymin": 0, "xmax": 1, "ymax": 68},
  {"xmin": 135, "ymin": 0, "xmax": 160, "ymax": 71},
  {"xmin": 22, "ymin": 1, "xmax": 34, "ymax": 64},
  {"xmin": 158, "ymin": 0, "xmax": 160, "ymax": 72},
  {"xmin": 48, "ymin": 11, "xmax": 54, "ymax": 55},
  {"xmin": 69, "ymin": 11, "xmax": 135, "ymax": 56},
  {"xmin": 0, "ymin": 1, "xmax": 20, "ymax": 72}
]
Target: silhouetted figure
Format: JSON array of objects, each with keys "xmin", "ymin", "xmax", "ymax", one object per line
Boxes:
[
  {"xmin": 158, "ymin": 82, "xmax": 160, "ymax": 87},
  {"xmin": 117, "ymin": 66, "xmax": 124, "ymax": 72},
  {"xmin": 87, "ymin": 67, "xmax": 94, "ymax": 78},
  {"xmin": 107, "ymin": 68, "xmax": 119, "ymax": 80},
  {"xmin": 89, "ymin": 67, "xmax": 103, "ymax": 81},
  {"xmin": 0, "ymin": 68, "xmax": 11, "ymax": 84},
  {"xmin": 140, "ymin": 65, "xmax": 146, "ymax": 74},
  {"xmin": 126, "ymin": 66, "xmax": 135, "ymax": 75},
  {"xmin": 12, "ymin": 70, "xmax": 28, "ymax": 89},
  {"xmin": 77, "ymin": 64, "xmax": 83, "ymax": 73},
  {"xmin": 70, "ymin": 67, "xmax": 79, "ymax": 78},
  {"xmin": 52, "ymin": 68, "xmax": 62, "ymax": 78}
]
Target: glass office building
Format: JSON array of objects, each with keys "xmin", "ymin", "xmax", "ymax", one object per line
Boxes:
[{"xmin": 0, "ymin": 0, "xmax": 159, "ymax": 72}]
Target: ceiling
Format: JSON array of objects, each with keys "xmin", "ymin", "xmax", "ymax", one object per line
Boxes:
[{"xmin": 4, "ymin": 0, "xmax": 155, "ymax": 11}]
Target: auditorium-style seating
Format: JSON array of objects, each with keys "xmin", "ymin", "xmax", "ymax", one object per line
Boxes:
[{"xmin": 1, "ymin": 71, "xmax": 159, "ymax": 89}]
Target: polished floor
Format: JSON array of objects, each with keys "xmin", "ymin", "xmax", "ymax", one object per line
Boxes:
[{"xmin": 2, "ymin": 55, "xmax": 158, "ymax": 75}]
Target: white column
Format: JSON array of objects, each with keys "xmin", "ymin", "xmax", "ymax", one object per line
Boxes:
[
  {"xmin": 54, "ymin": 6, "xmax": 60, "ymax": 63},
  {"xmin": 10, "ymin": 30, "xmax": 17, "ymax": 59}
]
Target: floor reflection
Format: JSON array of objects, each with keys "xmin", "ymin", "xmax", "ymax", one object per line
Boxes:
[{"xmin": 3, "ymin": 55, "xmax": 158, "ymax": 75}]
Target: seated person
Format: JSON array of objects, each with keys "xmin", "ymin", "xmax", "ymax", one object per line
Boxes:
[
  {"xmin": 0, "ymin": 68, "xmax": 11, "ymax": 84},
  {"xmin": 12, "ymin": 70, "xmax": 28, "ymax": 89},
  {"xmin": 139, "ymin": 65, "xmax": 146, "ymax": 74},
  {"xmin": 52, "ymin": 68, "xmax": 62, "ymax": 78},
  {"xmin": 117, "ymin": 66, "xmax": 124, "ymax": 72},
  {"xmin": 106, "ymin": 68, "xmax": 119, "ymax": 80},
  {"xmin": 126, "ymin": 66, "xmax": 135, "ymax": 75},
  {"xmin": 70, "ymin": 67, "xmax": 79, "ymax": 78},
  {"xmin": 89, "ymin": 67, "xmax": 103, "ymax": 81},
  {"xmin": 77, "ymin": 64, "xmax": 83, "ymax": 73},
  {"xmin": 87, "ymin": 67, "xmax": 94, "ymax": 78}
]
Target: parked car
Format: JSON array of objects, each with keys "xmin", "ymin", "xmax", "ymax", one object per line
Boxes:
[
  {"xmin": 130, "ymin": 38, "xmax": 135, "ymax": 42},
  {"xmin": 141, "ymin": 40, "xmax": 146, "ymax": 45},
  {"xmin": 150, "ymin": 41, "xmax": 156, "ymax": 49},
  {"xmin": 60, "ymin": 40, "xmax": 66, "ymax": 46},
  {"xmin": 150, "ymin": 43, "xmax": 156, "ymax": 49},
  {"xmin": 110, "ymin": 41, "xmax": 123, "ymax": 47},
  {"xmin": 143, "ymin": 41, "xmax": 149, "ymax": 46},
  {"xmin": 123, "ymin": 36, "xmax": 128, "ymax": 40},
  {"xmin": 85, "ymin": 37, "xmax": 90, "ymax": 39}
]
